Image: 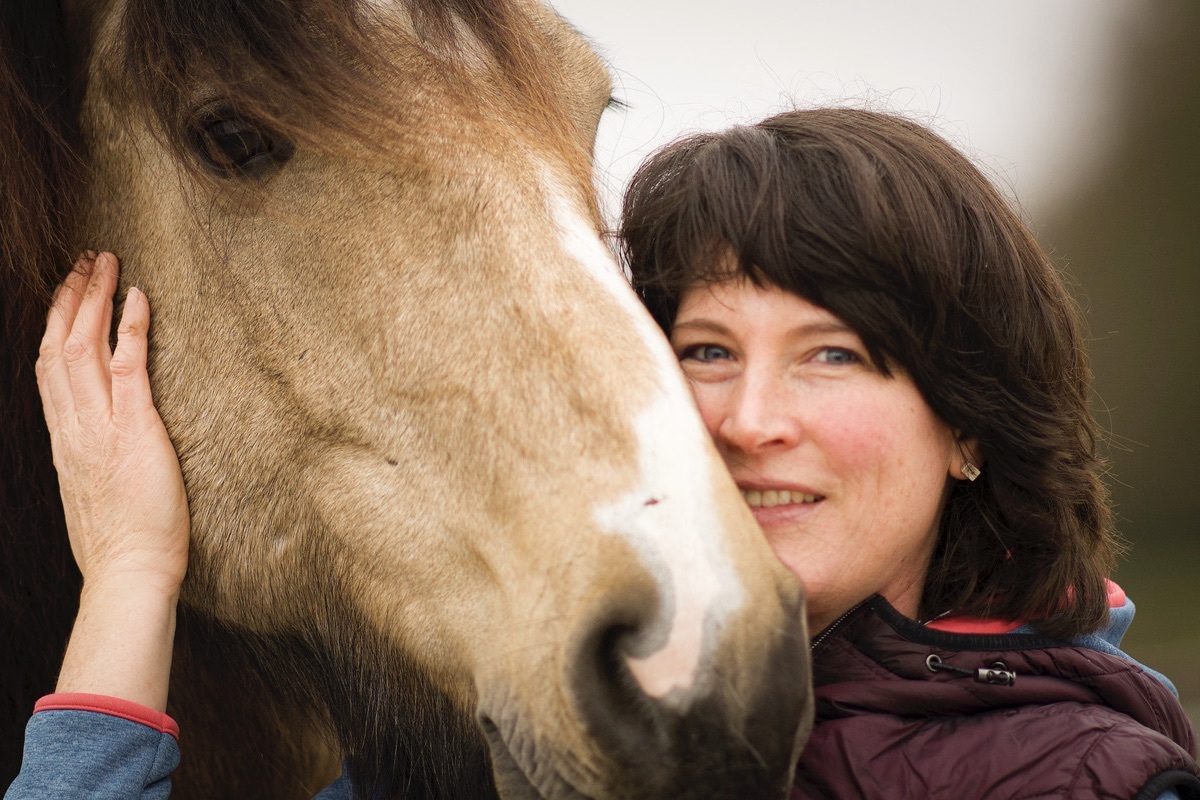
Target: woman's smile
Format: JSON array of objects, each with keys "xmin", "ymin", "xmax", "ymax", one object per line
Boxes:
[
  {"xmin": 739, "ymin": 488, "xmax": 822, "ymax": 509},
  {"xmin": 736, "ymin": 483, "xmax": 825, "ymax": 532}
]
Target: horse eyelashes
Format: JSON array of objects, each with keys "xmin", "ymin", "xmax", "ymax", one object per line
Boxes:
[
  {"xmin": 190, "ymin": 113, "xmax": 295, "ymax": 178},
  {"xmin": 207, "ymin": 119, "xmax": 267, "ymax": 165}
]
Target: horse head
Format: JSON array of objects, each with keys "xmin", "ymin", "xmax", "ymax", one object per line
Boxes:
[{"xmin": 6, "ymin": 1, "xmax": 811, "ymax": 796}]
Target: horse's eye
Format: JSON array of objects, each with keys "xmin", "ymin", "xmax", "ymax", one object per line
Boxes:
[{"xmin": 190, "ymin": 113, "xmax": 295, "ymax": 178}]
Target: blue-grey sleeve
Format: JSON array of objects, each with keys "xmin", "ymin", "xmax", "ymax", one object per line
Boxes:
[
  {"xmin": 5, "ymin": 703, "xmax": 179, "ymax": 800},
  {"xmin": 313, "ymin": 771, "xmax": 352, "ymax": 799}
]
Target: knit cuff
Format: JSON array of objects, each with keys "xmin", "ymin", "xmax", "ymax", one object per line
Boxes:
[{"xmin": 34, "ymin": 693, "xmax": 179, "ymax": 739}]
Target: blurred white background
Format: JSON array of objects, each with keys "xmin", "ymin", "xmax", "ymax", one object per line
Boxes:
[{"xmin": 550, "ymin": 0, "xmax": 1137, "ymax": 223}]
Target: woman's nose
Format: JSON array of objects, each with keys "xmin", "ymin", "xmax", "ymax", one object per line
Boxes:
[{"xmin": 715, "ymin": 371, "xmax": 801, "ymax": 454}]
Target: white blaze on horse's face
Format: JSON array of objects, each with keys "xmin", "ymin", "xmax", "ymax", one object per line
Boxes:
[
  {"xmin": 70, "ymin": 0, "xmax": 811, "ymax": 796},
  {"xmin": 546, "ymin": 173, "xmax": 743, "ymax": 702}
]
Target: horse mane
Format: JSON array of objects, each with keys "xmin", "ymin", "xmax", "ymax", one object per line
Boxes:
[
  {"xmin": 0, "ymin": 2, "xmax": 82, "ymax": 300},
  {"xmin": 0, "ymin": 2, "xmax": 86, "ymax": 788}
]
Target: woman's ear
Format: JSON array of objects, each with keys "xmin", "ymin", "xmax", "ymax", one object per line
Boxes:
[{"xmin": 951, "ymin": 435, "xmax": 984, "ymax": 482}]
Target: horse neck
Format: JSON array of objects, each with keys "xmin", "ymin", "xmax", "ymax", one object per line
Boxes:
[{"xmin": 169, "ymin": 599, "xmax": 497, "ymax": 799}]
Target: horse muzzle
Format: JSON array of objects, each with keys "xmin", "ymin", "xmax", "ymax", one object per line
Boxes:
[{"xmin": 477, "ymin": 591, "xmax": 812, "ymax": 800}]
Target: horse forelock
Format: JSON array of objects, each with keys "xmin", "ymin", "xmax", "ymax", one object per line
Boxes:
[{"xmin": 116, "ymin": 0, "xmax": 595, "ymax": 188}]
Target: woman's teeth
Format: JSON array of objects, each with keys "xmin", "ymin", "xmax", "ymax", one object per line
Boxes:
[{"xmin": 741, "ymin": 489, "xmax": 820, "ymax": 508}]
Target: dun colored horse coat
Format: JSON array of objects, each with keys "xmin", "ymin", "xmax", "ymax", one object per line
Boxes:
[{"xmin": 1, "ymin": 1, "xmax": 812, "ymax": 797}]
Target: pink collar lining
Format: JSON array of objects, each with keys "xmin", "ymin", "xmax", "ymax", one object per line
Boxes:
[{"xmin": 925, "ymin": 580, "xmax": 1126, "ymax": 635}]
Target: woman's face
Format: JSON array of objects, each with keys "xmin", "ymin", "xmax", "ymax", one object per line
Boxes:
[{"xmin": 671, "ymin": 279, "xmax": 967, "ymax": 633}]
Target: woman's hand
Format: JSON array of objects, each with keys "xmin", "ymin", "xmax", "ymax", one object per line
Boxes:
[
  {"xmin": 35, "ymin": 252, "xmax": 189, "ymax": 711},
  {"xmin": 37, "ymin": 251, "xmax": 189, "ymax": 595}
]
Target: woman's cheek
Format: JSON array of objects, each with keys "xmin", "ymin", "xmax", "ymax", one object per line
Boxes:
[{"xmin": 688, "ymin": 383, "xmax": 727, "ymax": 439}]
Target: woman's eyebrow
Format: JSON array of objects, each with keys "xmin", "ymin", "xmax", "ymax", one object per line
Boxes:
[
  {"xmin": 672, "ymin": 319, "xmax": 854, "ymax": 338},
  {"xmin": 671, "ymin": 319, "xmax": 732, "ymax": 336},
  {"xmin": 788, "ymin": 321, "xmax": 855, "ymax": 338}
]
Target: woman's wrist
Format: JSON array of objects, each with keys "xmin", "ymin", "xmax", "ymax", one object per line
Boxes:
[{"xmin": 55, "ymin": 575, "xmax": 180, "ymax": 713}]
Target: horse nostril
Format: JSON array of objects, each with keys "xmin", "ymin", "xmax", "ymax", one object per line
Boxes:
[
  {"xmin": 597, "ymin": 620, "xmax": 661, "ymax": 716},
  {"xmin": 571, "ymin": 608, "xmax": 681, "ymax": 781}
]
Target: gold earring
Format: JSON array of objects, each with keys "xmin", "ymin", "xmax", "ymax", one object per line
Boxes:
[{"xmin": 961, "ymin": 462, "xmax": 981, "ymax": 482}]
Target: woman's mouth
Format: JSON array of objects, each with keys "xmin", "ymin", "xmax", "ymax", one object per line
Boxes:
[{"xmin": 740, "ymin": 489, "xmax": 822, "ymax": 508}]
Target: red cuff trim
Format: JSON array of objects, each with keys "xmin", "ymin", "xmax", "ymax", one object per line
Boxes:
[{"xmin": 34, "ymin": 693, "xmax": 179, "ymax": 739}]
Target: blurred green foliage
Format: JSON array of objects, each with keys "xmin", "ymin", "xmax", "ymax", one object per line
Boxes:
[{"xmin": 1041, "ymin": 0, "xmax": 1200, "ymax": 725}]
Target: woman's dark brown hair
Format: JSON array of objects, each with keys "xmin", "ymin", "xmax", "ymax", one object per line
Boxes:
[{"xmin": 621, "ymin": 108, "xmax": 1115, "ymax": 638}]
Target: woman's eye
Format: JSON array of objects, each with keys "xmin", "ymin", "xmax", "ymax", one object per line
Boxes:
[
  {"xmin": 814, "ymin": 347, "xmax": 859, "ymax": 365},
  {"xmin": 680, "ymin": 344, "xmax": 733, "ymax": 363}
]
